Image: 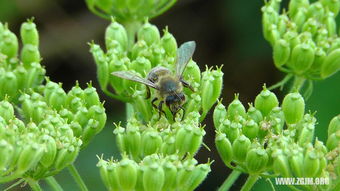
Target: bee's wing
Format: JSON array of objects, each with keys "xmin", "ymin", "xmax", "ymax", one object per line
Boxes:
[
  {"xmin": 111, "ymin": 71, "xmax": 159, "ymax": 89},
  {"xmin": 175, "ymin": 41, "xmax": 196, "ymax": 78}
]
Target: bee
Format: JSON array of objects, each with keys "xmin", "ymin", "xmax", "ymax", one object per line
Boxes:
[{"xmin": 112, "ymin": 41, "xmax": 196, "ymax": 120}]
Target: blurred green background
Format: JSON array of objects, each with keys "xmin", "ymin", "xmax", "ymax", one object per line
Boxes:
[{"xmin": 0, "ymin": 0, "xmax": 339, "ymax": 190}]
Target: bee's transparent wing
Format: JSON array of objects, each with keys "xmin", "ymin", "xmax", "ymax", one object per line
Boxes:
[
  {"xmin": 111, "ymin": 71, "xmax": 159, "ymax": 89},
  {"xmin": 175, "ymin": 41, "xmax": 196, "ymax": 78}
]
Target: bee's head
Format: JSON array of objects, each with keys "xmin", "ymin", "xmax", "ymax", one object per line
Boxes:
[{"xmin": 165, "ymin": 93, "xmax": 185, "ymax": 113}]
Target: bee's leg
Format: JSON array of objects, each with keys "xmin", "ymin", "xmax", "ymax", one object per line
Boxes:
[
  {"xmin": 151, "ymin": 97, "xmax": 158, "ymax": 109},
  {"xmin": 179, "ymin": 106, "xmax": 185, "ymax": 121},
  {"xmin": 158, "ymin": 101, "xmax": 166, "ymax": 119},
  {"xmin": 180, "ymin": 79, "xmax": 195, "ymax": 92},
  {"xmin": 145, "ymin": 86, "xmax": 151, "ymax": 99}
]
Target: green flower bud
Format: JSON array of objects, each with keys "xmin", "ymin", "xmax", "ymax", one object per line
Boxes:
[
  {"xmin": 321, "ymin": 0, "xmax": 340, "ymax": 16},
  {"xmin": 176, "ymin": 162, "xmax": 195, "ymax": 188},
  {"xmin": 82, "ymin": 119, "xmax": 100, "ymax": 147},
  {"xmin": 44, "ymin": 80, "xmax": 60, "ymax": 101},
  {"xmin": 90, "ymin": 43, "xmax": 109, "ymax": 90},
  {"xmin": 74, "ymin": 107, "xmax": 89, "ymax": 127},
  {"xmin": 262, "ymin": 6, "xmax": 279, "ymax": 41},
  {"xmin": 273, "ymin": 39, "xmax": 291, "ymax": 68},
  {"xmin": 40, "ymin": 135, "xmax": 57, "ymax": 168},
  {"xmin": 14, "ymin": 65, "xmax": 27, "ymax": 89},
  {"xmin": 188, "ymin": 127, "xmax": 205, "ymax": 156},
  {"xmin": 125, "ymin": 125, "xmax": 142, "ymax": 159},
  {"xmin": 307, "ymin": 2, "xmax": 324, "ymax": 20},
  {"xmin": 328, "ymin": 115, "xmax": 340, "ymax": 136},
  {"xmin": 20, "ymin": 19, "xmax": 39, "ymax": 46},
  {"xmin": 0, "ymin": 100, "xmax": 14, "ymax": 121},
  {"xmin": 105, "ymin": 20, "xmax": 128, "ymax": 51},
  {"xmin": 292, "ymin": 7, "xmax": 307, "ymax": 31},
  {"xmin": 137, "ymin": 22, "xmax": 160, "ymax": 46},
  {"xmin": 184, "ymin": 93, "xmax": 202, "ymax": 118},
  {"xmin": 184, "ymin": 163, "xmax": 211, "ymax": 191},
  {"xmin": 227, "ymin": 94, "xmax": 246, "ymax": 120},
  {"xmin": 321, "ymin": 49, "xmax": 340, "ymax": 78},
  {"xmin": 161, "ymin": 136, "xmax": 176, "ymax": 155},
  {"xmin": 272, "ymin": 151, "xmax": 292, "ymax": 177},
  {"xmin": 161, "ymin": 29, "xmax": 177, "ymax": 57},
  {"xmin": 83, "ymin": 85, "xmax": 100, "ymax": 107},
  {"xmin": 303, "ymin": 150, "xmax": 320, "ymax": 177},
  {"xmin": 297, "ymin": 123, "xmax": 315, "ymax": 146},
  {"xmin": 113, "ymin": 125, "xmax": 126, "ymax": 153},
  {"xmin": 162, "ymin": 161, "xmax": 177, "ymax": 190},
  {"xmin": 247, "ymin": 104, "xmax": 263, "ymax": 123},
  {"xmin": 143, "ymin": 163, "xmax": 165, "ymax": 191},
  {"xmin": 324, "ymin": 12, "xmax": 337, "ymax": 37},
  {"xmin": 175, "ymin": 125, "xmax": 193, "ymax": 157},
  {"xmin": 109, "ymin": 59, "xmax": 129, "ymax": 95},
  {"xmin": 232, "ymin": 135, "xmax": 251, "ymax": 162},
  {"xmin": 54, "ymin": 145, "xmax": 80, "ymax": 170},
  {"xmin": 135, "ymin": 166, "xmax": 144, "ymax": 191},
  {"xmin": 1, "ymin": 29, "xmax": 18, "ymax": 59},
  {"xmin": 310, "ymin": 48, "xmax": 326, "ymax": 74},
  {"xmin": 97, "ymin": 159, "xmax": 111, "ymax": 190},
  {"xmin": 243, "ymin": 119, "xmax": 259, "ymax": 139},
  {"xmin": 21, "ymin": 44, "xmax": 40, "ymax": 67},
  {"xmin": 268, "ymin": 107, "xmax": 285, "ymax": 133},
  {"xmin": 225, "ymin": 121, "xmax": 241, "ymax": 143},
  {"xmin": 277, "ymin": 14, "xmax": 288, "ymax": 34},
  {"xmin": 68, "ymin": 97, "xmax": 83, "ymax": 113},
  {"xmin": 89, "ymin": 105, "xmax": 106, "ymax": 131},
  {"xmin": 17, "ymin": 143, "xmax": 44, "ymax": 173},
  {"xmin": 246, "ymin": 148, "xmax": 268, "ymax": 174},
  {"xmin": 302, "ymin": 18, "xmax": 318, "ymax": 36},
  {"xmin": 326, "ymin": 130, "xmax": 340, "ymax": 150},
  {"xmin": 0, "ymin": 71, "xmax": 18, "ymax": 100},
  {"xmin": 70, "ymin": 121, "xmax": 82, "ymax": 137},
  {"xmin": 48, "ymin": 87, "xmax": 67, "ymax": 110},
  {"xmin": 316, "ymin": 156, "xmax": 327, "ymax": 177},
  {"xmin": 107, "ymin": 161, "xmax": 120, "ymax": 191},
  {"xmin": 141, "ymin": 129, "xmax": 162, "ymax": 156},
  {"xmin": 183, "ymin": 60, "xmax": 201, "ymax": 85},
  {"xmin": 288, "ymin": 0, "xmax": 309, "ymax": 18},
  {"xmin": 282, "ymin": 92, "xmax": 305, "ymax": 124},
  {"xmin": 0, "ymin": 140, "xmax": 14, "ymax": 170},
  {"xmin": 290, "ymin": 43, "xmax": 315, "ymax": 74},
  {"xmin": 131, "ymin": 40, "xmax": 148, "ymax": 60},
  {"xmin": 213, "ymin": 101, "xmax": 227, "ymax": 130},
  {"xmin": 25, "ymin": 62, "xmax": 45, "ymax": 88},
  {"xmin": 267, "ymin": 25, "xmax": 281, "ymax": 46},
  {"xmin": 116, "ymin": 158, "xmax": 138, "ymax": 190},
  {"xmin": 288, "ymin": 149, "xmax": 303, "ymax": 177},
  {"xmin": 254, "ymin": 86, "xmax": 279, "ymax": 117},
  {"xmin": 215, "ymin": 132, "xmax": 233, "ymax": 166},
  {"xmin": 129, "ymin": 56, "xmax": 152, "ymax": 76}
]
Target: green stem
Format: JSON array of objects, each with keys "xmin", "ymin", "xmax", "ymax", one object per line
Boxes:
[
  {"xmin": 27, "ymin": 178, "xmax": 43, "ymax": 191},
  {"xmin": 68, "ymin": 164, "xmax": 89, "ymax": 191},
  {"xmin": 45, "ymin": 176, "xmax": 64, "ymax": 191},
  {"xmin": 290, "ymin": 75, "xmax": 305, "ymax": 93},
  {"xmin": 123, "ymin": 21, "xmax": 142, "ymax": 51},
  {"xmin": 217, "ymin": 170, "xmax": 242, "ymax": 191},
  {"xmin": 4, "ymin": 178, "xmax": 25, "ymax": 191},
  {"xmin": 240, "ymin": 174, "xmax": 259, "ymax": 191}
]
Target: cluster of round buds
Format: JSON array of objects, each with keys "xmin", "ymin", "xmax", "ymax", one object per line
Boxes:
[
  {"xmin": 113, "ymin": 111, "xmax": 205, "ymax": 161},
  {"xmin": 0, "ymin": 99, "xmax": 82, "ymax": 183},
  {"xmin": 85, "ymin": 0, "xmax": 177, "ymax": 22},
  {"xmin": 262, "ymin": 0, "xmax": 340, "ymax": 81},
  {"xmin": 91, "ymin": 19, "xmax": 223, "ymax": 121},
  {"xmin": 213, "ymin": 86, "xmax": 330, "ymax": 182},
  {"xmin": 0, "ymin": 20, "xmax": 45, "ymax": 101},
  {"xmin": 97, "ymin": 154, "xmax": 211, "ymax": 191},
  {"xmin": 18, "ymin": 80, "xmax": 107, "ymax": 147}
]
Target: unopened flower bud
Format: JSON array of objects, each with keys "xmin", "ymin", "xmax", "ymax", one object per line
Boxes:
[
  {"xmin": 17, "ymin": 143, "xmax": 44, "ymax": 173},
  {"xmin": 1, "ymin": 29, "xmax": 18, "ymax": 58},
  {"xmin": 246, "ymin": 148, "xmax": 268, "ymax": 174},
  {"xmin": 288, "ymin": 149, "xmax": 303, "ymax": 177},
  {"xmin": 175, "ymin": 125, "xmax": 193, "ymax": 157},
  {"xmin": 113, "ymin": 125, "xmax": 126, "ymax": 153},
  {"xmin": 184, "ymin": 163, "xmax": 211, "ymax": 191},
  {"xmin": 288, "ymin": 0, "xmax": 309, "ymax": 18},
  {"xmin": 328, "ymin": 115, "xmax": 340, "ymax": 136},
  {"xmin": 54, "ymin": 145, "xmax": 80, "ymax": 170},
  {"xmin": 213, "ymin": 101, "xmax": 227, "ymax": 129},
  {"xmin": 0, "ymin": 100, "xmax": 14, "ymax": 121},
  {"xmin": 116, "ymin": 158, "xmax": 138, "ymax": 190},
  {"xmin": 0, "ymin": 140, "xmax": 14, "ymax": 170},
  {"xmin": 48, "ymin": 87, "xmax": 67, "ymax": 110},
  {"xmin": 247, "ymin": 104, "xmax": 263, "ymax": 123},
  {"xmin": 20, "ymin": 19, "xmax": 39, "ymax": 46},
  {"xmin": 21, "ymin": 44, "xmax": 40, "ymax": 67},
  {"xmin": 183, "ymin": 60, "xmax": 201, "ymax": 85},
  {"xmin": 297, "ymin": 123, "xmax": 315, "ymax": 146},
  {"xmin": 326, "ymin": 130, "xmax": 340, "ymax": 150},
  {"xmin": 255, "ymin": 86, "xmax": 279, "ymax": 116},
  {"xmin": 90, "ymin": 43, "xmax": 109, "ymax": 90},
  {"xmin": 225, "ymin": 121, "xmax": 241, "ymax": 143},
  {"xmin": 243, "ymin": 119, "xmax": 259, "ymax": 139},
  {"xmin": 292, "ymin": 7, "xmax": 307, "ymax": 31},
  {"xmin": 188, "ymin": 127, "xmax": 205, "ymax": 156},
  {"xmin": 105, "ymin": 20, "xmax": 128, "ymax": 50},
  {"xmin": 161, "ymin": 29, "xmax": 177, "ymax": 57},
  {"xmin": 282, "ymin": 92, "xmax": 305, "ymax": 124},
  {"xmin": 141, "ymin": 129, "xmax": 162, "ymax": 156},
  {"xmin": 232, "ymin": 135, "xmax": 251, "ymax": 162},
  {"xmin": 303, "ymin": 150, "xmax": 320, "ymax": 177},
  {"xmin": 272, "ymin": 151, "xmax": 292, "ymax": 177},
  {"xmin": 129, "ymin": 56, "xmax": 152, "ymax": 76},
  {"xmin": 321, "ymin": 49, "xmax": 340, "ymax": 78},
  {"xmin": 321, "ymin": 0, "xmax": 340, "ymax": 16},
  {"xmin": 290, "ymin": 43, "xmax": 315, "ymax": 74},
  {"xmin": 273, "ymin": 39, "xmax": 291, "ymax": 68},
  {"xmin": 215, "ymin": 132, "xmax": 233, "ymax": 166},
  {"xmin": 227, "ymin": 94, "xmax": 246, "ymax": 120},
  {"xmin": 125, "ymin": 125, "xmax": 142, "ymax": 159},
  {"xmin": 138, "ymin": 22, "xmax": 160, "ymax": 46},
  {"xmin": 40, "ymin": 135, "xmax": 57, "ymax": 168},
  {"xmin": 143, "ymin": 163, "xmax": 165, "ymax": 191}
]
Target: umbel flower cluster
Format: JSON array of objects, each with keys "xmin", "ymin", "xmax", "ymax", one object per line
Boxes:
[
  {"xmin": 0, "ymin": 20, "xmax": 45, "ymax": 102},
  {"xmin": 85, "ymin": 0, "xmax": 177, "ymax": 21},
  {"xmin": 0, "ymin": 20, "xmax": 106, "ymax": 186},
  {"xmin": 262, "ymin": 0, "xmax": 340, "ymax": 90},
  {"xmin": 90, "ymin": 19, "xmax": 223, "ymax": 121},
  {"xmin": 214, "ymin": 86, "xmax": 340, "ymax": 190}
]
